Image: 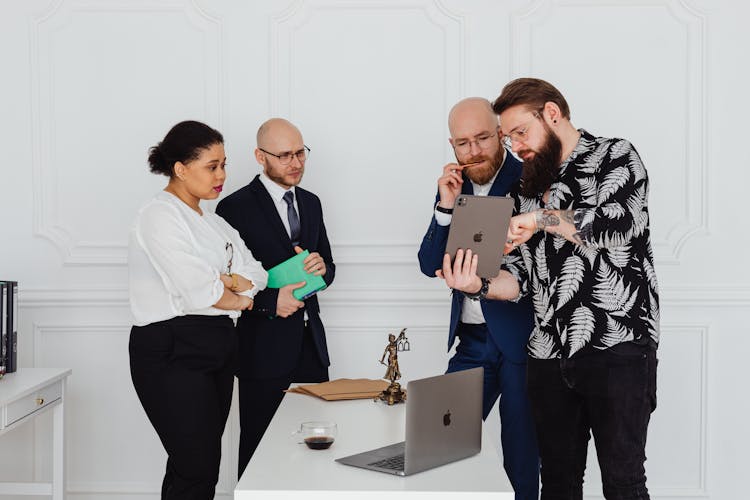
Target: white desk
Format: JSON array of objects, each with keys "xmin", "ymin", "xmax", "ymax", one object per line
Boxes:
[
  {"xmin": 235, "ymin": 388, "xmax": 513, "ymax": 499},
  {"xmin": 0, "ymin": 368, "xmax": 71, "ymax": 499}
]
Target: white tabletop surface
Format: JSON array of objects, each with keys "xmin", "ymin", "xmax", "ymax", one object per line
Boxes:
[
  {"xmin": 235, "ymin": 387, "xmax": 513, "ymax": 499},
  {"xmin": 0, "ymin": 368, "xmax": 71, "ymax": 406}
]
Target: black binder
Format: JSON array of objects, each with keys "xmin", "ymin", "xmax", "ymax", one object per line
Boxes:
[
  {"xmin": 0, "ymin": 282, "xmax": 6, "ymax": 376},
  {"xmin": 1, "ymin": 281, "xmax": 17, "ymax": 373}
]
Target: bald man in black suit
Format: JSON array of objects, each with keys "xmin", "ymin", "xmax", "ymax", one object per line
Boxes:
[{"xmin": 216, "ymin": 118, "xmax": 335, "ymax": 477}]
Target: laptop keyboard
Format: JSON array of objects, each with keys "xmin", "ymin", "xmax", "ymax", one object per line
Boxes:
[{"xmin": 368, "ymin": 453, "xmax": 405, "ymax": 471}]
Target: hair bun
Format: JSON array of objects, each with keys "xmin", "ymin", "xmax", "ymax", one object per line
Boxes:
[{"xmin": 147, "ymin": 143, "xmax": 171, "ymax": 177}]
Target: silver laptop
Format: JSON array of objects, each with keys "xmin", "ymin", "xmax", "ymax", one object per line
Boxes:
[
  {"xmin": 445, "ymin": 195, "xmax": 515, "ymax": 278},
  {"xmin": 335, "ymin": 367, "xmax": 483, "ymax": 476}
]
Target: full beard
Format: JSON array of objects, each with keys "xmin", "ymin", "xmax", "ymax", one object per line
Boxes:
[
  {"xmin": 459, "ymin": 147, "xmax": 504, "ymax": 186},
  {"xmin": 518, "ymin": 123, "xmax": 562, "ymax": 198}
]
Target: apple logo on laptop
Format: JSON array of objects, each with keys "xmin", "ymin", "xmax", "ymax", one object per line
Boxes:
[
  {"xmin": 443, "ymin": 411, "xmax": 452, "ymax": 426},
  {"xmin": 473, "ymin": 231, "xmax": 484, "ymax": 243}
]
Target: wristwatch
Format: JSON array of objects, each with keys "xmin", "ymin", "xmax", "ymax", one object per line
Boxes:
[
  {"xmin": 462, "ymin": 277, "xmax": 490, "ymax": 301},
  {"xmin": 435, "ymin": 202, "xmax": 454, "ymax": 214}
]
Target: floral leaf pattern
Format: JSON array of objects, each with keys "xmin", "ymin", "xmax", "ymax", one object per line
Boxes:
[
  {"xmin": 556, "ymin": 255, "xmax": 585, "ymax": 310},
  {"xmin": 509, "ymin": 130, "xmax": 660, "ymax": 360},
  {"xmin": 605, "ymin": 244, "xmax": 631, "ymax": 269},
  {"xmin": 578, "ymin": 177, "xmax": 598, "ymax": 205},
  {"xmin": 609, "ymin": 139, "xmax": 631, "ymax": 160},
  {"xmin": 597, "ymin": 166, "xmax": 630, "ymax": 205},
  {"xmin": 601, "ymin": 202, "xmax": 626, "ymax": 219},
  {"xmin": 575, "ymin": 244, "xmax": 598, "ymax": 267},
  {"xmin": 569, "ymin": 305, "xmax": 595, "ymax": 356},
  {"xmin": 528, "ymin": 327, "xmax": 557, "ymax": 359},
  {"xmin": 600, "ymin": 314, "xmax": 635, "ymax": 348},
  {"xmin": 547, "ymin": 181, "xmax": 573, "ymax": 208},
  {"xmin": 534, "ymin": 240, "xmax": 549, "ymax": 282}
]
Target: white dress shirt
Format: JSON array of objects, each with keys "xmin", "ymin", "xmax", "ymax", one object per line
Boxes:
[
  {"xmin": 434, "ymin": 169, "xmax": 500, "ymax": 325},
  {"xmin": 129, "ymin": 191, "xmax": 268, "ymax": 326},
  {"xmin": 259, "ymin": 173, "xmax": 299, "ymax": 239}
]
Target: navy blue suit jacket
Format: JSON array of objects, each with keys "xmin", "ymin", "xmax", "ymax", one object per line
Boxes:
[
  {"xmin": 417, "ymin": 155, "xmax": 534, "ymax": 363},
  {"xmin": 216, "ymin": 175, "xmax": 335, "ymax": 379}
]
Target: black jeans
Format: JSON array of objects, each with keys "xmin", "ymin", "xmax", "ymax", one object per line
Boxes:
[
  {"xmin": 129, "ymin": 315, "xmax": 237, "ymax": 500},
  {"xmin": 526, "ymin": 345, "xmax": 657, "ymax": 500}
]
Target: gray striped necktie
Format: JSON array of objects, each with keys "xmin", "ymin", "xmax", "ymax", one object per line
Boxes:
[{"xmin": 282, "ymin": 190, "xmax": 300, "ymax": 246}]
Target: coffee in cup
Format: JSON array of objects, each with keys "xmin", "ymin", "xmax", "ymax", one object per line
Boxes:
[{"xmin": 295, "ymin": 421, "xmax": 337, "ymax": 450}]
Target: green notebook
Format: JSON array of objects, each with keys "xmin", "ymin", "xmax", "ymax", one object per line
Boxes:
[{"xmin": 266, "ymin": 250, "xmax": 327, "ymax": 300}]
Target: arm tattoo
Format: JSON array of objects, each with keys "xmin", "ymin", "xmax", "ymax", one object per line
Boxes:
[
  {"xmin": 537, "ymin": 209, "xmax": 586, "ymax": 246},
  {"xmin": 536, "ymin": 209, "xmax": 560, "ymax": 231}
]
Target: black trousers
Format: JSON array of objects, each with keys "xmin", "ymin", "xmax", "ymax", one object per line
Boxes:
[
  {"xmin": 129, "ymin": 315, "xmax": 237, "ymax": 500},
  {"xmin": 526, "ymin": 345, "xmax": 657, "ymax": 500},
  {"xmin": 238, "ymin": 324, "xmax": 329, "ymax": 478}
]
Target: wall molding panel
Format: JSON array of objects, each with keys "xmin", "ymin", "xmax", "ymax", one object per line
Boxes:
[
  {"xmin": 649, "ymin": 324, "xmax": 708, "ymax": 497},
  {"xmin": 509, "ymin": 0, "xmax": 707, "ymax": 265},
  {"xmin": 30, "ymin": 0, "xmax": 223, "ymax": 266},
  {"xmin": 269, "ymin": 0, "xmax": 466, "ymax": 118}
]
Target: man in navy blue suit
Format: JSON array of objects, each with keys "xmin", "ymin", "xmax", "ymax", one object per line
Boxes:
[
  {"xmin": 216, "ymin": 118, "xmax": 335, "ymax": 478},
  {"xmin": 418, "ymin": 98, "xmax": 539, "ymax": 499}
]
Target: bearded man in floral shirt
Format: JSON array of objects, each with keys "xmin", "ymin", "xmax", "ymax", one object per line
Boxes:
[{"xmin": 437, "ymin": 78, "xmax": 659, "ymax": 500}]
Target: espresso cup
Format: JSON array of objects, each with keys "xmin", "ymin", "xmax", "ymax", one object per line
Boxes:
[{"xmin": 294, "ymin": 421, "xmax": 337, "ymax": 450}]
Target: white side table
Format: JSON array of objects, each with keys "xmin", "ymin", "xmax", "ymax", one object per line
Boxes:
[{"xmin": 0, "ymin": 368, "xmax": 71, "ymax": 499}]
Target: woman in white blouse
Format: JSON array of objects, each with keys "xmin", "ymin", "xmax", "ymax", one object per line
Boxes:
[{"xmin": 128, "ymin": 120, "xmax": 267, "ymax": 500}]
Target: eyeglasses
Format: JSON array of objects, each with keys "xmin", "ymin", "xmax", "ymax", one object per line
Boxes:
[
  {"xmin": 259, "ymin": 145, "xmax": 311, "ymax": 166},
  {"xmin": 502, "ymin": 113, "xmax": 541, "ymax": 149},
  {"xmin": 452, "ymin": 131, "xmax": 499, "ymax": 155},
  {"xmin": 225, "ymin": 242, "xmax": 234, "ymax": 275}
]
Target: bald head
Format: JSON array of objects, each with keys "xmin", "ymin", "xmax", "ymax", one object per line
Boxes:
[
  {"xmin": 448, "ymin": 97, "xmax": 497, "ymax": 138},
  {"xmin": 256, "ymin": 118, "xmax": 302, "ymax": 149}
]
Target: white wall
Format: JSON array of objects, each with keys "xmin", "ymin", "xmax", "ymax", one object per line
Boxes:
[{"xmin": 0, "ymin": 0, "xmax": 747, "ymax": 498}]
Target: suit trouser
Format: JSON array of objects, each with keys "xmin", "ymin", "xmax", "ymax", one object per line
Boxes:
[
  {"xmin": 238, "ymin": 323, "xmax": 329, "ymax": 478},
  {"xmin": 129, "ymin": 315, "xmax": 236, "ymax": 500},
  {"xmin": 447, "ymin": 322, "xmax": 540, "ymax": 500}
]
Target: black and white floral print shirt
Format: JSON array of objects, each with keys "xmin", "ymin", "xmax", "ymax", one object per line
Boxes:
[{"xmin": 504, "ymin": 130, "xmax": 660, "ymax": 360}]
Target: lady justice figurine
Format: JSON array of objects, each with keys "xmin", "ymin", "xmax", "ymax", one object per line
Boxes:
[{"xmin": 377, "ymin": 328, "xmax": 410, "ymax": 405}]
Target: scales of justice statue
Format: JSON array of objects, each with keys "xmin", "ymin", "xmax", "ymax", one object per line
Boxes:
[{"xmin": 376, "ymin": 328, "xmax": 410, "ymax": 405}]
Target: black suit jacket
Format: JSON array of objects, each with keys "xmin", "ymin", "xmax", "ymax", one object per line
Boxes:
[{"xmin": 216, "ymin": 175, "xmax": 335, "ymax": 379}]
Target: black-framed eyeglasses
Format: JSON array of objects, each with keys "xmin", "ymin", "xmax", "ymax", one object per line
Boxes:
[
  {"xmin": 258, "ymin": 145, "xmax": 311, "ymax": 166},
  {"xmin": 225, "ymin": 242, "xmax": 234, "ymax": 275}
]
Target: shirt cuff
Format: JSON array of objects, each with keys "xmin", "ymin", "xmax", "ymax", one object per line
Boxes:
[
  {"xmin": 434, "ymin": 209, "xmax": 452, "ymax": 227},
  {"xmin": 238, "ymin": 285, "xmax": 258, "ymax": 299}
]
